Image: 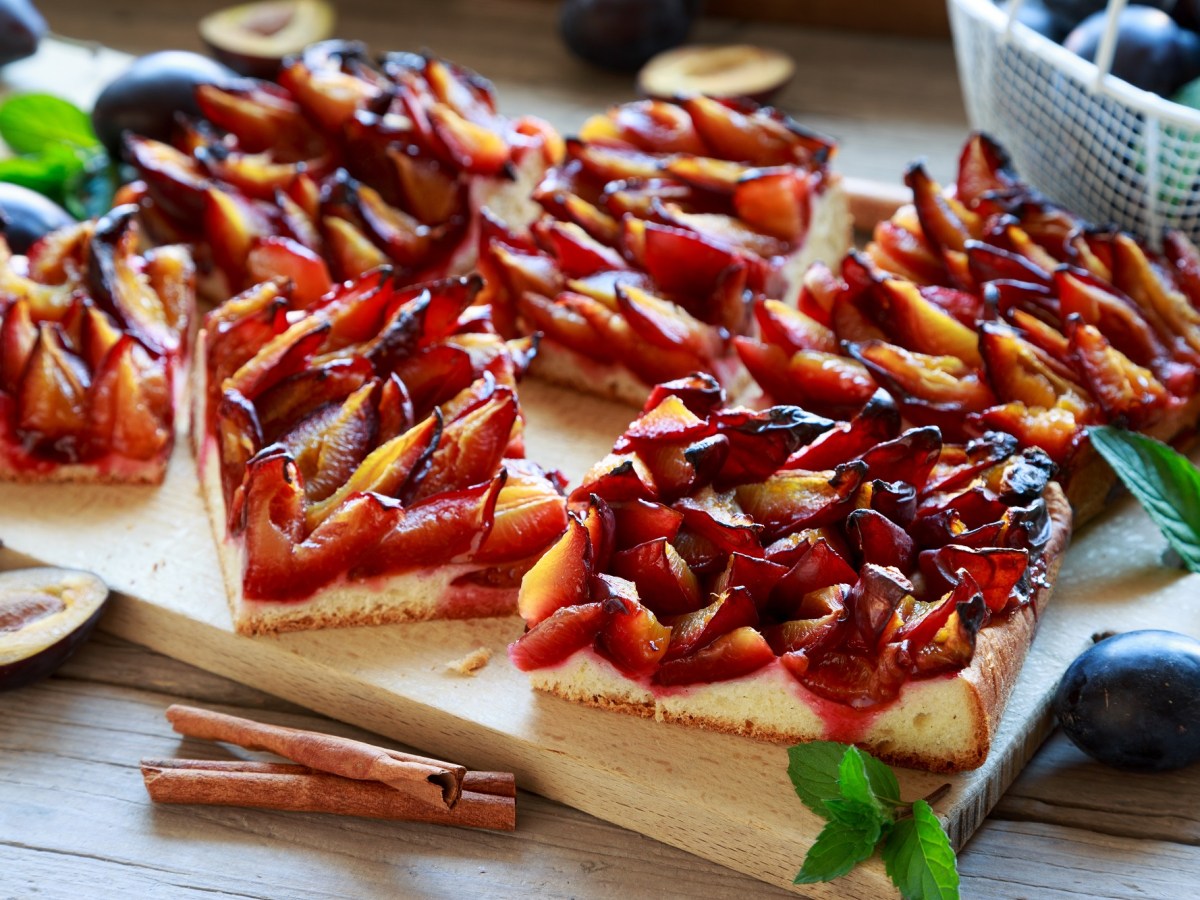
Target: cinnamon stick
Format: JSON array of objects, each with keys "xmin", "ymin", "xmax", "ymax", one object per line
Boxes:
[
  {"xmin": 165, "ymin": 704, "xmax": 466, "ymax": 808},
  {"xmin": 140, "ymin": 758, "xmax": 515, "ymax": 831},
  {"xmin": 143, "ymin": 758, "xmax": 516, "ymax": 797}
]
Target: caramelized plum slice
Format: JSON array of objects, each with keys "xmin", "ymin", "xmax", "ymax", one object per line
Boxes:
[
  {"xmin": 653, "ymin": 626, "xmax": 775, "ymax": 686},
  {"xmin": 1067, "ymin": 317, "xmax": 1168, "ymax": 425},
  {"xmin": 872, "ymin": 279, "xmax": 983, "ymax": 366},
  {"xmin": 413, "ymin": 390, "xmax": 518, "ymax": 500},
  {"xmin": 921, "ymin": 544, "xmax": 1029, "ymax": 613},
  {"xmin": 855, "ymin": 479, "xmax": 917, "ymax": 527},
  {"xmin": 518, "ymin": 513, "xmax": 592, "ymax": 626},
  {"xmin": 303, "ymin": 411, "xmax": 440, "ymax": 530},
  {"xmin": 768, "ymin": 538, "xmax": 858, "ymax": 618},
  {"xmin": 785, "ymin": 390, "xmax": 900, "ymax": 471},
  {"xmin": 979, "ymin": 322, "xmax": 1092, "ymax": 413},
  {"xmin": 845, "ymin": 564, "xmax": 912, "ymax": 652},
  {"xmin": 733, "ymin": 168, "xmax": 814, "ymax": 242},
  {"xmin": 280, "ymin": 381, "xmax": 377, "ymax": 502},
  {"xmin": 622, "ymin": 393, "xmax": 712, "ymax": 447},
  {"xmin": 579, "ymin": 494, "xmax": 616, "ymax": 573},
  {"xmin": 612, "ymin": 498, "xmax": 684, "ymax": 550},
  {"xmin": 681, "ymin": 95, "xmax": 826, "ymax": 166},
  {"xmin": 663, "ymin": 587, "xmax": 759, "ymax": 662},
  {"xmin": 470, "ymin": 465, "xmax": 567, "ymax": 565},
  {"xmin": 583, "ymin": 99, "xmax": 705, "ymax": 153},
  {"xmin": 635, "ymin": 433, "xmax": 729, "ymax": 502},
  {"xmin": 709, "ymin": 552, "xmax": 788, "ymax": 609},
  {"xmin": 362, "ymin": 475, "xmax": 507, "ymax": 573},
  {"xmin": 735, "ymin": 462, "xmax": 865, "ymax": 539},
  {"xmin": 238, "ymin": 453, "xmax": 408, "ymax": 602},
  {"xmin": 0, "ymin": 299, "xmax": 38, "ymax": 395},
  {"xmin": 905, "ymin": 161, "xmax": 981, "ymax": 255},
  {"xmin": 858, "ymin": 426, "xmax": 942, "ymax": 489},
  {"xmin": 792, "ymin": 644, "xmax": 910, "ymax": 708},
  {"xmin": 573, "ymin": 452, "xmax": 658, "ymax": 505},
  {"xmin": 713, "ymin": 405, "xmax": 835, "ymax": 486},
  {"xmin": 88, "ymin": 336, "xmax": 172, "ymax": 462},
  {"xmin": 87, "ymin": 207, "xmax": 177, "ymax": 355},
  {"xmin": 610, "ymin": 538, "xmax": 702, "ymax": 617},
  {"xmin": 675, "ymin": 486, "xmax": 763, "ymax": 555},
  {"xmin": 615, "ymin": 283, "xmax": 722, "ymax": 362},
  {"xmin": 846, "ymin": 508, "xmax": 915, "ymax": 573},
  {"xmin": 909, "ymin": 593, "xmax": 986, "ymax": 677},
  {"xmin": 16, "ymin": 323, "xmax": 90, "ymax": 453},
  {"xmin": 643, "ymin": 372, "xmax": 725, "ymax": 417},
  {"xmin": 754, "ymin": 298, "xmax": 837, "ymax": 354},
  {"xmin": 956, "ymin": 133, "xmax": 1020, "ymax": 210},
  {"xmin": 227, "ymin": 317, "xmax": 330, "ymax": 402},
  {"xmin": 509, "ymin": 602, "xmax": 606, "ymax": 672},
  {"xmin": 735, "ymin": 338, "xmax": 878, "ymax": 419},
  {"xmin": 1055, "ymin": 267, "xmax": 1168, "ymax": 372},
  {"xmin": 254, "ymin": 357, "xmax": 374, "ymax": 443},
  {"xmin": 593, "ymin": 574, "xmax": 671, "ymax": 676},
  {"xmin": 635, "ymin": 220, "xmax": 747, "ymax": 298}
]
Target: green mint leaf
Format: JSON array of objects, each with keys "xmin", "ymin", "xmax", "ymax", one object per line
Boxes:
[
  {"xmin": 794, "ymin": 817, "xmax": 881, "ymax": 885},
  {"xmin": 1089, "ymin": 425, "xmax": 1200, "ymax": 573},
  {"xmin": 823, "ymin": 797, "xmax": 886, "ymax": 842},
  {"xmin": 0, "ymin": 147, "xmax": 82, "ymax": 202},
  {"xmin": 0, "ymin": 93, "xmax": 98, "ymax": 155},
  {"xmin": 881, "ymin": 800, "xmax": 960, "ymax": 900},
  {"xmin": 862, "ymin": 748, "xmax": 902, "ymax": 806},
  {"xmin": 787, "ymin": 741, "xmax": 850, "ymax": 818},
  {"xmin": 837, "ymin": 745, "xmax": 888, "ymax": 819}
]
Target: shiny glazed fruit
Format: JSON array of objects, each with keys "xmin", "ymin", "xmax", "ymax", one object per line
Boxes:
[
  {"xmin": 560, "ymin": 0, "xmax": 696, "ymax": 72},
  {"xmin": 1054, "ymin": 630, "xmax": 1200, "ymax": 772},
  {"xmin": 0, "ymin": 182, "xmax": 73, "ymax": 253},
  {"xmin": 92, "ymin": 51, "xmax": 237, "ymax": 157},
  {"xmin": 1063, "ymin": 7, "xmax": 1200, "ymax": 97},
  {"xmin": 0, "ymin": 0, "xmax": 43, "ymax": 66},
  {"xmin": 998, "ymin": 0, "xmax": 1076, "ymax": 41},
  {"xmin": 1040, "ymin": 0, "xmax": 1174, "ymax": 28}
]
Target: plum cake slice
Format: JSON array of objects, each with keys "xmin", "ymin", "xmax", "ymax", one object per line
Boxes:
[
  {"xmin": 738, "ymin": 133, "xmax": 1200, "ymax": 523},
  {"xmin": 509, "ymin": 375, "xmax": 1069, "ymax": 773},
  {"xmin": 125, "ymin": 42, "xmax": 561, "ymax": 304},
  {"xmin": 0, "ymin": 205, "xmax": 194, "ymax": 483},
  {"xmin": 478, "ymin": 96, "xmax": 852, "ymax": 406},
  {"xmin": 195, "ymin": 268, "xmax": 567, "ymax": 634}
]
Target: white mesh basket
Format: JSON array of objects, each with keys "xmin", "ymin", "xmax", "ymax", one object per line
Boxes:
[{"xmin": 949, "ymin": 0, "xmax": 1200, "ymax": 248}]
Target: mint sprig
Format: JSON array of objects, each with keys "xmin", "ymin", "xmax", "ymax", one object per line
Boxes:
[
  {"xmin": 787, "ymin": 741, "xmax": 959, "ymax": 900},
  {"xmin": 0, "ymin": 93, "xmax": 98, "ymax": 154},
  {"xmin": 883, "ymin": 801, "xmax": 960, "ymax": 900},
  {"xmin": 1089, "ymin": 425, "xmax": 1200, "ymax": 573},
  {"xmin": 0, "ymin": 92, "xmax": 113, "ymax": 217}
]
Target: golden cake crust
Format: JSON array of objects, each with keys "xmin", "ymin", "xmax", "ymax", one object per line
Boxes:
[{"xmin": 528, "ymin": 483, "xmax": 1071, "ymax": 773}]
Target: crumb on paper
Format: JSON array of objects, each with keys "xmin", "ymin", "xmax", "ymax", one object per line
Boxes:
[{"xmin": 445, "ymin": 646, "xmax": 491, "ymax": 676}]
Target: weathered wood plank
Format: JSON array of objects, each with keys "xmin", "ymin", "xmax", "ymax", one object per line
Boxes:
[
  {"xmin": 1, "ymin": 646, "xmax": 797, "ymax": 900},
  {"xmin": 960, "ymin": 820, "xmax": 1200, "ymax": 899},
  {"xmin": 5, "ymin": 638, "xmax": 1200, "ymax": 899},
  {"xmin": 993, "ymin": 734, "xmax": 1200, "ymax": 847}
]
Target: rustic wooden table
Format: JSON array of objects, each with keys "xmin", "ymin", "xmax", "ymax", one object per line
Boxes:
[{"xmin": 3, "ymin": 1, "xmax": 1200, "ymax": 897}]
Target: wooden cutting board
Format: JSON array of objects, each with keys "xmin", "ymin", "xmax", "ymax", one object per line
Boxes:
[
  {"xmin": 4, "ymin": 373, "xmax": 1199, "ymax": 896},
  {"xmin": 3, "ymin": 37, "xmax": 1200, "ymax": 898}
]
